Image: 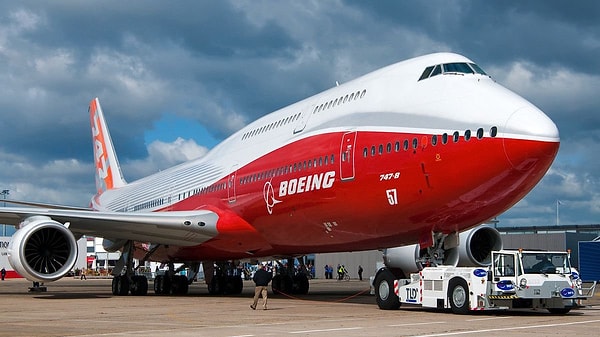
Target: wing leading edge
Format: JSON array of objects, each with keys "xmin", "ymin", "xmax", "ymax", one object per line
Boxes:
[{"xmin": 0, "ymin": 206, "xmax": 220, "ymax": 246}]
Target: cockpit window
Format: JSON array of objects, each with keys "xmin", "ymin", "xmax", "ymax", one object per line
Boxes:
[
  {"xmin": 443, "ymin": 63, "xmax": 474, "ymax": 74},
  {"xmin": 419, "ymin": 66, "xmax": 434, "ymax": 81},
  {"xmin": 469, "ymin": 63, "xmax": 487, "ymax": 75},
  {"xmin": 418, "ymin": 62, "xmax": 488, "ymax": 81}
]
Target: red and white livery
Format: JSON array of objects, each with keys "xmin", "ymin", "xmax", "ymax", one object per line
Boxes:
[{"xmin": 0, "ymin": 53, "xmax": 559, "ymax": 295}]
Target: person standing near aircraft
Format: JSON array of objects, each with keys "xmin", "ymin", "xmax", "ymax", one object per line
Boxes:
[{"xmin": 251, "ymin": 264, "xmax": 272, "ymax": 310}]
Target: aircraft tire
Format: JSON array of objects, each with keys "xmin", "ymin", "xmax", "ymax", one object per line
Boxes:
[
  {"xmin": 153, "ymin": 275, "xmax": 162, "ymax": 294},
  {"xmin": 171, "ymin": 275, "xmax": 189, "ymax": 295},
  {"xmin": 272, "ymin": 274, "xmax": 293, "ymax": 295},
  {"xmin": 374, "ymin": 268, "xmax": 400, "ymax": 310},
  {"xmin": 208, "ymin": 276, "xmax": 223, "ymax": 295},
  {"xmin": 225, "ymin": 275, "xmax": 243, "ymax": 294},
  {"xmin": 293, "ymin": 274, "xmax": 309, "ymax": 294},
  {"xmin": 154, "ymin": 275, "xmax": 171, "ymax": 295},
  {"xmin": 112, "ymin": 275, "xmax": 129, "ymax": 296},
  {"xmin": 111, "ymin": 276, "xmax": 119, "ymax": 296},
  {"xmin": 271, "ymin": 275, "xmax": 281, "ymax": 294},
  {"xmin": 448, "ymin": 278, "xmax": 469, "ymax": 314},
  {"xmin": 131, "ymin": 275, "xmax": 148, "ymax": 296}
]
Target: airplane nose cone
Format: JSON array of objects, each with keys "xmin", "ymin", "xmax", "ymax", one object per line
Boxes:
[{"xmin": 503, "ymin": 107, "xmax": 560, "ymax": 170}]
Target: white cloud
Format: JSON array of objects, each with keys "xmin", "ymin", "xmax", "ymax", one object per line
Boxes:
[
  {"xmin": 147, "ymin": 137, "xmax": 208, "ymax": 165},
  {"xmin": 34, "ymin": 49, "xmax": 75, "ymax": 81},
  {"xmin": 122, "ymin": 138, "xmax": 209, "ymax": 179},
  {"xmin": 545, "ymin": 168, "xmax": 587, "ymax": 199},
  {"xmin": 491, "ymin": 62, "xmax": 600, "ymax": 114},
  {"xmin": 0, "ymin": 156, "xmax": 93, "ymax": 206},
  {"xmin": 9, "ymin": 8, "xmax": 41, "ymax": 32},
  {"xmin": 86, "ymin": 48, "xmax": 167, "ymax": 102}
]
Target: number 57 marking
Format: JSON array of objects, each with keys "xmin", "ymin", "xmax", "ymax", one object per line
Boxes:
[{"xmin": 386, "ymin": 189, "xmax": 398, "ymax": 205}]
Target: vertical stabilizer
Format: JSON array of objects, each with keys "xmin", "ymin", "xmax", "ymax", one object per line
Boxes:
[{"xmin": 89, "ymin": 98, "xmax": 127, "ymax": 194}]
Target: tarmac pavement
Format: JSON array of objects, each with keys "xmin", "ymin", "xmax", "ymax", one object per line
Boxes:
[{"xmin": 0, "ymin": 277, "xmax": 598, "ymax": 337}]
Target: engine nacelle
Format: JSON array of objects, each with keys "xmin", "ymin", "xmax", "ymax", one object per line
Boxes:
[
  {"xmin": 456, "ymin": 225, "xmax": 503, "ymax": 267},
  {"xmin": 383, "ymin": 225, "xmax": 502, "ymax": 274},
  {"xmin": 7, "ymin": 216, "xmax": 78, "ymax": 282}
]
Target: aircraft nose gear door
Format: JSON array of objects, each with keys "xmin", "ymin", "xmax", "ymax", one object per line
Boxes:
[
  {"xmin": 293, "ymin": 104, "xmax": 314, "ymax": 134},
  {"xmin": 340, "ymin": 131, "xmax": 357, "ymax": 181}
]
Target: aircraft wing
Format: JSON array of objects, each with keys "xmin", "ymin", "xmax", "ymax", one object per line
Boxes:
[
  {"xmin": 0, "ymin": 199, "xmax": 92, "ymax": 210},
  {"xmin": 0, "ymin": 206, "xmax": 219, "ymax": 246}
]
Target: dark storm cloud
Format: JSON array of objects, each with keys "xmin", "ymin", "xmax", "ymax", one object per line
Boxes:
[
  {"xmin": 0, "ymin": 1, "xmax": 301, "ymax": 159},
  {"xmin": 346, "ymin": 0, "xmax": 600, "ymax": 73},
  {"xmin": 0, "ymin": 0, "xmax": 598, "ymax": 226}
]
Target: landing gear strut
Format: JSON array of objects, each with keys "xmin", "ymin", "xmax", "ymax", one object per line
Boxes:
[
  {"xmin": 204, "ymin": 261, "xmax": 243, "ymax": 295},
  {"xmin": 153, "ymin": 262, "xmax": 190, "ymax": 295},
  {"xmin": 111, "ymin": 241, "xmax": 149, "ymax": 296},
  {"xmin": 271, "ymin": 257, "xmax": 310, "ymax": 295}
]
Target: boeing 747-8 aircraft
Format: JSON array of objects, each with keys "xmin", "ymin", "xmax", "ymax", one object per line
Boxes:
[{"xmin": 0, "ymin": 53, "xmax": 559, "ymax": 296}]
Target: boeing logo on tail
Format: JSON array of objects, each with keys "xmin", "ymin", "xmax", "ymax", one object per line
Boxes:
[
  {"xmin": 89, "ymin": 98, "xmax": 125, "ymax": 194},
  {"xmin": 91, "ymin": 105, "xmax": 111, "ymax": 192}
]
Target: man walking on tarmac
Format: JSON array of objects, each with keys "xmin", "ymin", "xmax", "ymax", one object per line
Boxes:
[{"xmin": 251, "ymin": 264, "xmax": 273, "ymax": 310}]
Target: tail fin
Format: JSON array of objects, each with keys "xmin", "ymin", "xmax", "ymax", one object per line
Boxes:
[{"xmin": 89, "ymin": 98, "xmax": 126, "ymax": 194}]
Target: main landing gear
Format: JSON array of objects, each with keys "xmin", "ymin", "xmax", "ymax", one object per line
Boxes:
[
  {"xmin": 111, "ymin": 241, "xmax": 149, "ymax": 296},
  {"xmin": 204, "ymin": 261, "xmax": 243, "ymax": 295},
  {"xmin": 110, "ymin": 242, "xmax": 197, "ymax": 296},
  {"xmin": 153, "ymin": 262, "xmax": 194, "ymax": 295},
  {"xmin": 271, "ymin": 258, "xmax": 310, "ymax": 295}
]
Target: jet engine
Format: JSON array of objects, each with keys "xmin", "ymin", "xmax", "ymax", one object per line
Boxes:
[
  {"xmin": 383, "ymin": 225, "xmax": 502, "ymax": 274},
  {"xmin": 7, "ymin": 216, "xmax": 78, "ymax": 282}
]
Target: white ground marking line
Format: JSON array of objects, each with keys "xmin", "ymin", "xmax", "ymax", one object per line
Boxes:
[
  {"xmin": 289, "ymin": 327, "xmax": 363, "ymax": 334},
  {"xmin": 414, "ymin": 319, "xmax": 600, "ymax": 337},
  {"xmin": 466, "ymin": 316, "xmax": 512, "ymax": 322},
  {"xmin": 388, "ymin": 321, "xmax": 447, "ymax": 327}
]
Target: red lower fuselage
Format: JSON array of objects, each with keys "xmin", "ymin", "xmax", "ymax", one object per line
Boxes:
[{"xmin": 159, "ymin": 129, "xmax": 558, "ymax": 261}]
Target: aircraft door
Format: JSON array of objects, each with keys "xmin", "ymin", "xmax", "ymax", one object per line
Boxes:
[
  {"xmin": 228, "ymin": 164, "xmax": 238, "ymax": 203},
  {"xmin": 340, "ymin": 131, "xmax": 357, "ymax": 181},
  {"xmin": 293, "ymin": 104, "xmax": 314, "ymax": 134}
]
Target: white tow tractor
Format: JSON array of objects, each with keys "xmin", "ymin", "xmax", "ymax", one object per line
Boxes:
[{"xmin": 374, "ymin": 249, "xmax": 596, "ymax": 314}]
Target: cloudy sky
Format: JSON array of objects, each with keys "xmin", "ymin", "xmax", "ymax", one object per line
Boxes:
[{"xmin": 0, "ymin": 1, "xmax": 598, "ymax": 228}]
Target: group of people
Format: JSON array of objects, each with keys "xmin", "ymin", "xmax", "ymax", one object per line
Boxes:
[{"xmin": 323, "ymin": 264, "xmax": 363, "ymax": 281}]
